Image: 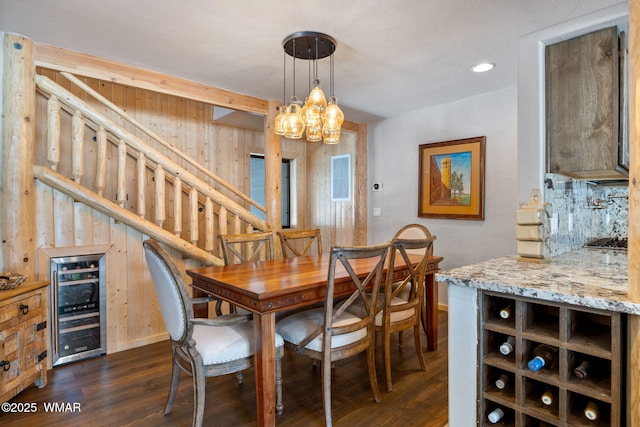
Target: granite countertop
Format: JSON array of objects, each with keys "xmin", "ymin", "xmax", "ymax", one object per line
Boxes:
[{"xmin": 437, "ymin": 248, "xmax": 640, "ymax": 314}]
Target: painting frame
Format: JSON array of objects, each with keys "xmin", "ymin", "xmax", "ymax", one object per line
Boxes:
[{"xmin": 418, "ymin": 136, "xmax": 485, "ymax": 220}]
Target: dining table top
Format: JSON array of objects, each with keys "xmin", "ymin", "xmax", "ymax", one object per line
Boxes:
[{"xmin": 187, "ymin": 253, "xmax": 443, "ymax": 315}]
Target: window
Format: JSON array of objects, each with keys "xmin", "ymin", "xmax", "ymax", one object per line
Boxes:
[
  {"xmin": 250, "ymin": 155, "xmax": 291, "ymax": 227},
  {"xmin": 331, "ymin": 154, "xmax": 351, "ymax": 201}
]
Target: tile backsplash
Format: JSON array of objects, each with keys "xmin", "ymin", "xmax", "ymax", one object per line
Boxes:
[{"xmin": 543, "ymin": 173, "xmax": 629, "ymax": 257}]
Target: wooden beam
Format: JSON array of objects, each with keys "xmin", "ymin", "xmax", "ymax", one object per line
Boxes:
[
  {"xmin": 1, "ymin": 34, "xmax": 36, "ymax": 276},
  {"xmin": 35, "ymin": 43, "xmax": 269, "ymax": 115},
  {"xmin": 629, "ymin": 1, "xmax": 640, "ymax": 425},
  {"xmin": 354, "ymin": 122, "xmax": 368, "ymax": 245},
  {"xmin": 264, "ymin": 101, "xmax": 281, "ymax": 249}
]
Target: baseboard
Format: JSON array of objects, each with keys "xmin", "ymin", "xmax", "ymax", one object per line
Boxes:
[{"xmin": 114, "ymin": 333, "xmax": 169, "ymax": 353}]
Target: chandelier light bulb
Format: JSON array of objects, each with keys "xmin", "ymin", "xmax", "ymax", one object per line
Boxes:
[
  {"xmin": 322, "ymin": 128, "xmax": 341, "ymax": 145},
  {"xmin": 283, "ymin": 97, "xmax": 305, "ymax": 139},
  {"xmin": 274, "ymin": 105, "xmax": 287, "ymax": 135},
  {"xmin": 322, "ymin": 96, "xmax": 344, "ymax": 132},
  {"xmin": 307, "ymin": 79, "xmax": 327, "ymax": 114}
]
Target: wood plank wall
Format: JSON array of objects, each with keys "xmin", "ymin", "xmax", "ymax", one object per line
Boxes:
[{"xmin": 31, "ymin": 68, "xmax": 359, "ymax": 353}]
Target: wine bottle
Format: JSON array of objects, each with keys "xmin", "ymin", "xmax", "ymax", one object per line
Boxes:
[
  {"xmin": 584, "ymin": 401, "xmax": 599, "ymax": 420},
  {"xmin": 499, "ymin": 304, "xmax": 513, "ymax": 319},
  {"xmin": 495, "ymin": 373, "xmax": 509, "ymax": 390},
  {"xmin": 527, "ymin": 344, "xmax": 558, "ymax": 371},
  {"xmin": 540, "ymin": 388, "xmax": 554, "ymax": 406},
  {"xmin": 487, "ymin": 407, "xmax": 505, "ymax": 423},
  {"xmin": 499, "ymin": 336, "xmax": 515, "ymax": 355},
  {"xmin": 574, "ymin": 360, "xmax": 590, "ymax": 379}
]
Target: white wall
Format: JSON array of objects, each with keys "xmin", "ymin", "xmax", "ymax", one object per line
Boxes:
[{"xmin": 368, "ymin": 87, "xmax": 518, "ymax": 305}]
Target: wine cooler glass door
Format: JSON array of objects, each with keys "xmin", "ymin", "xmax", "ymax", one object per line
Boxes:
[{"xmin": 51, "ymin": 254, "xmax": 106, "ymax": 366}]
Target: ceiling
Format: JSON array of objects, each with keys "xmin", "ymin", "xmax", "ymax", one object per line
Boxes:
[{"xmin": 0, "ymin": 0, "xmax": 625, "ymax": 123}]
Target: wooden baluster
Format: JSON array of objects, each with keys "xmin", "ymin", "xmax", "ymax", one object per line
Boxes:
[
  {"xmin": 205, "ymin": 197, "xmax": 214, "ymax": 253},
  {"xmin": 137, "ymin": 152, "xmax": 146, "ymax": 217},
  {"xmin": 154, "ymin": 165, "xmax": 165, "ymax": 227},
  {"xmin": 218, "ymin": 206, "xmax": 228, "ymax": 236},
  {"xmin": 47, "ymin": 95, "xmax": 60, "ymax": 171},
  {"xmin": 95, "ymin": 126, "xmax": 107, "ymax": 196},
  {"xmin": 232, "ymin": 214, "xmax": 242, "ymax": 235},
  {"xmin": 116, "ymin": 140, "xmax": 127, "ymax": 208},
  {"xmin": 173, "ymin": 177, "xmax": 182, "ymax": 236},
  {"xmin": 189, "ymin": 188, "xmax": 198, "ymax": 246},
  {"xmin": 71, "ymin": 110, "xmax": 85, "ymax": 183}
]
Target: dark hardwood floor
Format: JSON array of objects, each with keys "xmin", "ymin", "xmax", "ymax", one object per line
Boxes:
[{"xmin": 1, "ymin": 311, "xmax": 448, "ymax": 427}]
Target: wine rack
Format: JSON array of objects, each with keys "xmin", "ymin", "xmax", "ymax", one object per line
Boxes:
[{"xmin": 479, "ymin": 291, "xmax": 623, "ymax": 426}]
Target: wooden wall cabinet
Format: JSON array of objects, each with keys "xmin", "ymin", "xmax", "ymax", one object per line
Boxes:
[
  {"xmin": 479, "ymin": 291, "xmax": 623, "ymax": 426},
  {"xmin": 546, "ymin": 26, "xmax": 629, "ymax": 180},
  {"xmin": 0, "ymin": 281, "xmax": 49, "ymax": 403}
]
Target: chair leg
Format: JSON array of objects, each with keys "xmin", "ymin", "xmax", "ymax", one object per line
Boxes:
[
  {"xmin": 322, "ymin": 355, "xmax": 333, "ymax": 427},
  {"xmin": 413, "ymin": 324, "xmax": 427, "ymax": 371},
  {"xmin": 164, "ymin": 353, "xmax": 181, "ymax": 415},
  {"xmin": 367, "ymin": 336, "xmax": 382, "ymax": 403},
  {"xmin": 384, "ymin": 329, "xmax": 393, "ymax": 392},
  {"xmin": 276, "ymin": 355, "xmax": 284, "ymax": 415},
  {"xmin": 191, "ymin": 358, "xmax": 206, "ymax": 427}
]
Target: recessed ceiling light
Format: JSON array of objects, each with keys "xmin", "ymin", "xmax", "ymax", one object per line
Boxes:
[{"xmin": 472, "ymin": 63, "xmax": 495, "ymax": 73}]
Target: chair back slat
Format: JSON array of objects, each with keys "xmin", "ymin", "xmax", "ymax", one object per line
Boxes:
[
  {"xmin": 218, "ymin": 232, "xmax": 274, "ymax": 265},
  {"xmin": 277, "ymin": 228, "xmax": 322, "ymax": 257},
  {"xmin": 324, "ymin": 244, "xmax": 390, "ymax": 348},
  {"xmin": 387, "ymin": 224, "xmax": 436, "ymax": 312}
]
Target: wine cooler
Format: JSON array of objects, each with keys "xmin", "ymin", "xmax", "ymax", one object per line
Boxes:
[{"xmin": 50, "ymin": 254, "xmax": 106, "ymax": 366}]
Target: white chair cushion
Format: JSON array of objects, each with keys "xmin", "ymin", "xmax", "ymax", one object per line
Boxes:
[
  {"xmin": 192, "ymin": 322, "xmax": 284, "ymax": 365},
  {"xmin": 276, "ymin": 307, "xmax": 367, "ymax": 352},
  {"xmin": 347, "ymin": 294, "xmax": 415, "ymax": 327},
  {"xmin": 375, "ymin": 298, "xmax": 415, "ymax": 326}
]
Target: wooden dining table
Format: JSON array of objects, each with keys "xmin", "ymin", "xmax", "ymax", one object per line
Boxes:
[{"xmin": 187, "ymin": 253, "xmax": 442, "ymax": 427}]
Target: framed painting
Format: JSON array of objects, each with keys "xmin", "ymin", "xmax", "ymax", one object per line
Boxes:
[{"xmin": 418, "ymin": 136, "xmax": 485, "ymax": 220}]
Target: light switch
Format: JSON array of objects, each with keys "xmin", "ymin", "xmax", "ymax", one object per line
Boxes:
[
  {"xmin": 373, "ymin": 207, "xmax": 381, "ymax": 217},
  {"xmin": 550, "ymin": 214, "xmax": 559, "ymax": 235}
]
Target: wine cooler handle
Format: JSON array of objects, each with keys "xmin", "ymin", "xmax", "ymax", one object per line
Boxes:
[
  {"xmin": 19, "ymin": 304, "xmax": 29, "ymax": 315},
  {"xmin": 0, "ymin": 360, "xmax": 9, "ymax": 371},
  {"xmin": 52, "ymin": 270, "xmax": 59, "ymax": 355}
]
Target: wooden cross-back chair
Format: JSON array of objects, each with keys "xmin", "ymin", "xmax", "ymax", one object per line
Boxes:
[
  {"xmin": 276, "ymin": 242, "xmax": 391, "ymax": 427},
  {"xmin": 218, "ymin": 231, "xmax": 274, "ymax": 265},
  {"xmin": 379, "ymin": 224, "xmax": 436, "ymax": 392},
  {"xmin": 277, "ymin": 228, "xmax": 323, "ymax": 258},
  {"xmin": 216, "ymin": 231, "xmax": 274, "ymax": 316},
  {"xmin": 142, "ymin": 239, "xmax": 285, "ymax": 426}
]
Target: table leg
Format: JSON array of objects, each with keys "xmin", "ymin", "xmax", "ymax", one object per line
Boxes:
[
  {"xmin": 191, "ymin": 287, "xmax": 210, "ymax": 318},
  {"xmin": 254, "ymin": 312, "xmax": 277, "ymax": 427},
  {"xmin": 422, "ymin": 272, "xmax": 439, "ymax": 351}
]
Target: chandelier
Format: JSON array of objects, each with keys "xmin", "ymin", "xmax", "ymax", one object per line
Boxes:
[{"xmin": 273, "ymin": 31, "xmax": 344, "ymax": 144}]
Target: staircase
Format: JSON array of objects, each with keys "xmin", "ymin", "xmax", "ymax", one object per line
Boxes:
[{"xmin": 34, "ymin": 73, "xmax": 268, "ymax": 265}]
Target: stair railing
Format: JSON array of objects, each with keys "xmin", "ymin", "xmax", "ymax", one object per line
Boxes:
[{"xmin": 35, "ymin": 74, "xmax": 268, "ymax": 264}]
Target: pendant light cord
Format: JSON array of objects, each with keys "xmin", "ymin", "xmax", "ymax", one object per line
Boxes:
[{"xmin": 282, "ymin": 50, "xmax": 286, "ymax": 105}]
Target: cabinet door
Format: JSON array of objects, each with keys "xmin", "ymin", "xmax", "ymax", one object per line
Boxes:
[{"xmin": 546, "ymin": 26, "xmax": 627, "ymax": 180}]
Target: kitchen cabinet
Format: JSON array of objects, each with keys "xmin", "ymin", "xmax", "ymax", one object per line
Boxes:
[
  {"xmin": 0, "ymin": 281, "xmax": 49, "ymax": 403},
  {"xmin": 479, "ymin": 291, "xmax": 623, "ymax": 426},
  {"xmin": 546, "ymin": 26, "xmax": 629, "ymax": 180}
]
